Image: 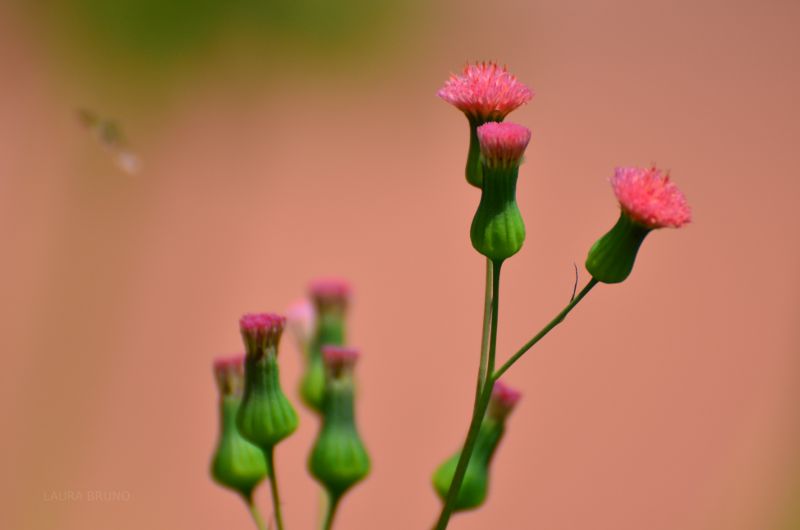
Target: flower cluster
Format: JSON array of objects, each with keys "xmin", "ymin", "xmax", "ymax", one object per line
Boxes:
[{"xmin": 208, "ymin": 61, "xmax": 693, "ymax": 530}]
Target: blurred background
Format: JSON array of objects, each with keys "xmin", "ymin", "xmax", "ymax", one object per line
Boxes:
[{"xmin": 1, "ymin": 0, "xmax": 799, "ymax": 528}]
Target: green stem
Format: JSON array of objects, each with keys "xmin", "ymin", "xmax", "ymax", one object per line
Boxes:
[
  {"xmin": 475, "ymin": 258, "xmax": 494, "ymax": 396},
  {"xmin": 434, "ymin": 261, "xmax": 503, "ymax": 530},
  {"xmin": 245, "ymin": 495, "xmax": 268, "ymax": 530},
  {"xmin": 492, "ymin": 278, "xmax": 598, "ymax": 381},
  {"xmin": 265, "ymin": 447, "xmax": 285, "ymax": 530},
  {"xmin": 321, "ymin": 492, "xmax": 341, "ymax": 530}
]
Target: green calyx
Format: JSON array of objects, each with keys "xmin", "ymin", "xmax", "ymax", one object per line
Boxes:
[
  {"xmin": 432, "ymin": 418, "xmax": 505, "ymax": 511},
  {"xmin": 302, "ymin": 308, "xmax": 347, "ymax": 412},
  {"xmin": 586, "ymin": 211, "xmax": 652, "ymax": 284},
  {"xmin": 470, "ymin": 165, "xmax": 526, "ymax": 262},
  {"xmin": 465, "ymin": 117, "xmax": 502, "ymax": 188},
  {"xmin": 211, "ymin": 395, "xmax": 269, "ymax": 499},
  {"xmin": 237, "ymin": 349, "xmax": 299, "ymax": 449},
  {"xmin": 300, "ymin": 354, "xmax": 326, "ymax": 413},
  {"xmin": 309, "ymin": 377, "xmax": 370, "ymax": 497}
]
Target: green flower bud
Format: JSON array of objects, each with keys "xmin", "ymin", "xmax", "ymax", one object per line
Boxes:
[
  {"xmin": 586, "ymin": 212, "xmax": 651, "ymax": 284},
  {"xmin": 469, "ymin": 122, "xmax": 531, "ymax": 263},
  {"xmin": 302, "ymin": 279, "xmax": 350, "ymax": 412},
  {"xmin": 432, "ymin": 419, "xmax": 503, "ymax": 511},
  {"xmin": 236, "ymin": 314, "xmax": 299, "ymax": 449},
  {"xmin": 309, "ymin": 346, "xmax": 370, "ymax": 498},
  {"xmin": 586, "ymin": 167, "xmax": 691, "ymax": 283},
  {"xmin": 432, "ymin": 382, "xmax": 521, "ymax": 511},
  {"xmin": 210, "ymin": 356, "xmax": 268, "ymax": 499}
]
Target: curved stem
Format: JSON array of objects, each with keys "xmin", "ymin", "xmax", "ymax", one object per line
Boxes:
[
  {"xmin": 245, "ymin": 495, "xmax": 268, "ymax": 530},
  {"xmin": 265, "ymin": 447, "xmax": 285, "ymax": 530},
  {"xmin": 492, "ymin": 278, "xmax": 598, "ymax": 381},
  {"xmin": 321, "ymin": 492, "xmax": 341, "ymax": 530},
  {"xmin": 434, "ymin": 261, "xmax": 503, "ymax": 530}
]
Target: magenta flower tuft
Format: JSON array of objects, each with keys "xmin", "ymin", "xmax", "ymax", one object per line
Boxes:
[
  {"xmin": 611, "ymin": 166, "xmax": 691, "ymax": 229},
  {"xmin": 310, "ymin": 277, "xmax": 351, "ymax": 310},
  {"xmin": 438, "ymin": 61, "xmax": 533, "ymax": 122},
  {"xmin": 239, "ymin": 313, "xmax": 286, "ymax": 357},
  {"xmin": 213, "ymin": 354, "xmax": 245, "ymax": 395},
  {"xmin": 321, "ymin": 345, "xmax": 359, "ymax": 378},
  {"xmin": 476, "ymin": 122, "xmax": 532, "ymax": 169},
  {"xmin": 488, "ymin": 381, "xmax": 522, "ymax": 420}
]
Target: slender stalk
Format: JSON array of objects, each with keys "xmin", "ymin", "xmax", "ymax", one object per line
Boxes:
[
  {"xmin": 492, "ymin": 278, "xmax": 598, "ymax": 380},
  {"xmin": 321, "ymin": 492, "xmax": 341, "ymax": 530},
  {"xmin": 475, "ymin": 259, "xmax": 494, "ymax": 396},
  {"xmin": 264, "ymin": 447, "xmax": 285, "ymax": 530},
  {"xmin": 317, "ymin": 490, "xmax": 327, "ymax": 529},
  {"xmin": 434, "ymin": 261, "xmax": 503, "ymax": 530},
  {"xmin": 245, "ymin": 495, "xmax": 268, "ymax": 530}
]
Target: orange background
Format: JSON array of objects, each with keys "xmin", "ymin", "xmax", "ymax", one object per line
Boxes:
[{"xmin": 1, "ymin": 1, "xmax": 799, "ymax": 529}]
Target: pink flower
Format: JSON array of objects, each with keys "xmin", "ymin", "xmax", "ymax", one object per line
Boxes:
[
  {"xmin": 309, "ymin": 277, "xmax": 351, "ymax": 310},
  {"xmin": 322, "ymin": 345, "xmax": 359, "ymax": 377},
  {"xmin": 239, "ymin": 313, "xmax": 286, "ymax": 355},
  {"xmin": 488, "ymin": 380, "xmax": 522, "ymax": 420},
  {"xmin": 476, "ymin": 122, "xmax": 532, "ymax": 168},
  {"xmin": 213, "ymin": 354, "xmax": 245, "ymax": 395},
  {"xmin": 286, "ymin": 298, "xmax": 316, "ymax": 350},
  {"xmin": 611, "ymin": 167, "xmax": 692, "ymax": 229},
  {"xmin": 438, "ymin": 61, "xmax": 533, "ymax": 122}
]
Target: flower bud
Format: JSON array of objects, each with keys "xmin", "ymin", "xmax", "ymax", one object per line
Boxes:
[
  {"xmin": 236, "ymin": 313, "xmax": 299, "ymax": 449},
  {"xmin": 432, "ymin": 381, "xmax": 521, "ymax": 511},
  {"xmin": 470, "ymin": 122, "xmax": 531, "ymax": 262},
  {"xmin": 586, "ymin": 167, "xmax": 691, "ymax": 283},
  {"xmin": 308, "ymin": 346, "xmax": 370, "ymax": 498},
  {"xmin": 438, "ymin": 61, "xmax": 533, "ymax": 188},
  {"xmin": 301, "ymin": 279, "xmax": 351, "ymax": 412},
  {"xmin": 286, "ymin": 298, "xmax": 315, "ymax": 354},
  {"xmin": 210, "ymin": 355, "xmax": 269, "ymax": 500}
]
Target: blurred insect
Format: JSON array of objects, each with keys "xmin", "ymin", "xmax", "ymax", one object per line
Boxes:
[{"xmin": 77, "ymin": 108, "xmax": 141, "ymax": 175}]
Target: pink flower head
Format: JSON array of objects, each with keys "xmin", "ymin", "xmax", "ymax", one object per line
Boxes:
[
  {"xmin": 488, "ymin": 380, "xmax": 522, "ymax": 421},
  {"xmin": 309, "ymin": 277, "xmax": 351, "ymax": 311},
  {"xmin": 213, "ymin": 354, "xmax": 245, "ymax": 395},
  {"xmin": 321, "ymin": 345, "xmax": 359, "ymax": 378},
  {"xmin": 477, "ymin": 122, "xmax": 531, "ymax": 169},
  {"xmin": 438, "ymin": 61, "xmax": 533, "ymax": 122},
  {"xmin": 611, "ymin": 166, "xmax": 692, "ymax": 229},
  {"xmin": 286, "ymin": 298, "xmax": 316, "ymax": 350},
  {"xmin": 239, "ymin": 313, "xmax": 286, "ymax": 357}
]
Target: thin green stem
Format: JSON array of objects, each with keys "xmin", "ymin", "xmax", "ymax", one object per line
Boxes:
[
  {"xmin": 434, "ymin": 261, "xmax": 503, "ymax": 530},
  {"xmin": 264, "ymin": 447, "xmax": 285, "ymax": 530},
  {"xmin": 245, "ymin": 495, "xmax": 268, "ymax": 530},
  {"xmin": 486, "ymin": 262, "xmax": 501, "ymax": 377},
  {"xmin": 317, "ymin": 490, "xmax": 327, "ymax": 530},
  {"xmin": 321, "ymin": 492, "xmax": 341, "ymax": 530},
  {"xmin": 492, "ymin": 278, "xmax": 598, "ymax": 381},
  {"xmin": 475, "ymin": 259, "xmax": 494, "ymax": 397}
]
